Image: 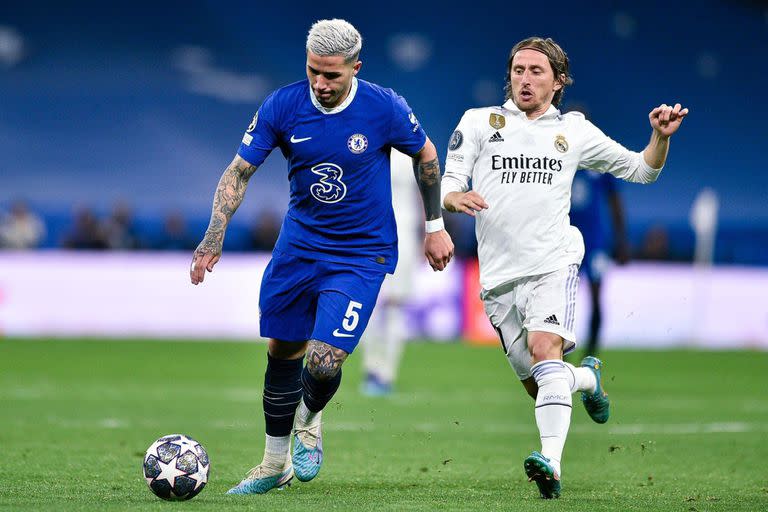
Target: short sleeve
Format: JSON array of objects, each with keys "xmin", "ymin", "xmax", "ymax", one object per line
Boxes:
[
  {"xmin": 237, "ymin": 92, "xmax": 281, "ymax": 166},
  {"xmin": 388, "ymin": 93, "xmax": 427, "ymax": 156}
]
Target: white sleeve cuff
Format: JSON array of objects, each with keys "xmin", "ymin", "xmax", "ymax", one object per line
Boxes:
[{"xmin": 440, "ymin": 173, "xmax": 467, "ymax": 209}]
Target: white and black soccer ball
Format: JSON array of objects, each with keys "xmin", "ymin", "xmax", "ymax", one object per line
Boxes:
[{"xmin": 143, "ymin": 434, "xmax": 210, "ymax": 501}]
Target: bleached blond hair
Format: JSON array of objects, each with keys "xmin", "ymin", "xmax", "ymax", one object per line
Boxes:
[{"xmin": 306, "ymin": 19, "xmax": 362, "ymax": 63}]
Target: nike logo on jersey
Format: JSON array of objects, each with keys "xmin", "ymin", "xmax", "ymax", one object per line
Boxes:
[
  {"xmin": 332, "ymin": 329, "xmax": 355, "ymax": 338},
  {"xmin": 290, "ymin": 135, "xmax": 312, "ymax": 143}
]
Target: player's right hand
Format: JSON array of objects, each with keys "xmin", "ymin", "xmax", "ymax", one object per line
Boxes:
[
  {"xmin": 190, "ymin": 238, "xmax": 222, "ymax": 285},
  {"xmin": 443, "ymin": 191, "xmax": 488, "ymax": 217},
  {"xmin": 649, "ymin": 103, "xmax": 688, "ymax": 138},
  {"xmin": 424, "ymin": 229, "xmax": 454, "ymax": 272}
]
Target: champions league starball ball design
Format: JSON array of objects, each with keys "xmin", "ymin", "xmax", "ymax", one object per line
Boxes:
[{"xmin": 142, "ymin": 434, "xmax": 210, "ymax": 501}]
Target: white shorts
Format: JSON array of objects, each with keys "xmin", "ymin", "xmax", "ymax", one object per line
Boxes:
[{"xmin": 481, "ymin": 264, "xmax": 579, "ymax": 380}]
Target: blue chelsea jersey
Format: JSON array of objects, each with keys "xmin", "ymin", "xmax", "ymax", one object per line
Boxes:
[
  {"xmin": 237, "ymin": 78, "xmax": 426, "ymax": 273},
  {"xmin": 570, "ymin": 170, "xmax": 617, "ymax": 251}
]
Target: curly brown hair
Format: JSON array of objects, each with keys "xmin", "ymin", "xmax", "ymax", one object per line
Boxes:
[{"xmin": 504, "ymin": 37, "xmax": 573, "ymax": 107}]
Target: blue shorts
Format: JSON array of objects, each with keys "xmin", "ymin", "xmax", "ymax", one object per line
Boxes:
[{"xmin": 259, "ymin": 251, "xmax": 386, "ymax": 353}]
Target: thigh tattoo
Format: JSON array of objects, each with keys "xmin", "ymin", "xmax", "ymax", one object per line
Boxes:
[{"xmin": 306, "ymin": 340, "xmax": 348, "ymax": 381}]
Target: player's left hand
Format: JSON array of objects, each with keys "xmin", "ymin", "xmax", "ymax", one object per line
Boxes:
[
  {"xmin": 649, "ymin": 103, "xmax": 689, "ymax": 138},
  {"xmin": 425, "ymin": 229, "xmax": 454, "ymax": 271}
]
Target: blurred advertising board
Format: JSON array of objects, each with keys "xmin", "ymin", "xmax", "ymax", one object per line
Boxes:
[
  {"xmin": 0, "ymin": 252, "xmax": 461, "ymax": 340},
  {"xmin": 1, "ymin": 252, "xmax": 766, "ymax": 348}
]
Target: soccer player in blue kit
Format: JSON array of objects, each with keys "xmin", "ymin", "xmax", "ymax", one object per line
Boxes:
[
  {"xmin": 570, "ymin": 170, "xmax": 629, "ymax": 356},
  {"xmin": 189, "ymin": 19, "xmax": 454, "ymax": 494}
]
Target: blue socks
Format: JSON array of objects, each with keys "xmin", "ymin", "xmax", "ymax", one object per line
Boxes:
[
  {"xmin": 263, "ymin": 355, "xmax": 303, "ymax": 437},
  {"xmin": 300, "ymin": 366, "xmax": 342, "ymax": 413}
]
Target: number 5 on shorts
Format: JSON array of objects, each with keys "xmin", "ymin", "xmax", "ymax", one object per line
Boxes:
[{"xmin": 341, "ymin": 300, "xmax": 363, "ymax": 333}]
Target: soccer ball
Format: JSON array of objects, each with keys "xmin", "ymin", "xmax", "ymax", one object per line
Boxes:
[{"xmin": 143, "ymin": 434, "xmax": 210, "ymax": 501}]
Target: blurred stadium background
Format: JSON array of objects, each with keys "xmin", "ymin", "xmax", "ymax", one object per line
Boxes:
[
  {"xmin": 2, "ymin": 2, "xmax": 768, "ymax": 510},
  {"xmin": 1, "ymin": 0, "xmax": 767, "ymax": 347}
]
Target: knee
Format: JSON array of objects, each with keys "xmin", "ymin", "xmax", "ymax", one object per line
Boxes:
[
  {"xmin": 305, "ymin": 340, "xmax": 348, "ymax": 382},
  {"xmin": 528, "ymin": 333, "xmax": 563, "ymax": 363}
]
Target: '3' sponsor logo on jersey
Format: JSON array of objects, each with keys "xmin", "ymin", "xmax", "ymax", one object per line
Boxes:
[{"xmin": 310, "ymin": 163, "xmax": 347, "ymax": 203}]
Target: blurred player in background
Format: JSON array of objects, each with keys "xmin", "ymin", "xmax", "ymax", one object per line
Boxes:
[
  {"xmin": 0, "ymin": 200, "xmax": 46, "ymax": 249},
  {"xmin": 570, "ymin": 169, "xmax": 629, "ymax": 356},
  {"xmin": 442, "ymin": 36, "xmax": 687, "ymax": 499},
  {"xmin": 190, "ymin": 19, "xmax": 453, "ymax": 495},
  {"xmin": 568, "ymin": 105, "xmax": 630, "ymax": 357},
  {"xmin": 361, "ymin": 149, "xmax": 421, "ymax": 396}
]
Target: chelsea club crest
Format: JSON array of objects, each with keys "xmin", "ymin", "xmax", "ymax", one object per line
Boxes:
[{"xmin": 347, "ymin": 133, "xmax": 368, "ymax": 154}]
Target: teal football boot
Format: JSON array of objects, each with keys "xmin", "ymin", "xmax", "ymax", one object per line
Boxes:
[
  {"xmin": 580, "ymin": 356, "xmax": 610, "ymax": 424},
  {"xmin": 226, "ymin": 462, "xmax": 293, "ymax": 495},
  {"xmin": 524, "ymin": 451, "xmax": 561, "ymax": 499},
  {"xmin": 292, "ymin": 416, "xmax": 323, "ymax": 482}
]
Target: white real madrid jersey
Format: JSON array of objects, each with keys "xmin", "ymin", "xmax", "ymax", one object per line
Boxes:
[{"xmin": 442, "ymin": 100, "xmax": 662, "ymax": 291}]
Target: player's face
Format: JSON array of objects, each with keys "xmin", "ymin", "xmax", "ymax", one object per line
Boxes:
[
  {"xmin": 306, "ymin": 51, "xmax": 361, "ymax": 108},
  {"xmin": 509, "ymin": 49, "xmax": 563, "ymax": 118}
]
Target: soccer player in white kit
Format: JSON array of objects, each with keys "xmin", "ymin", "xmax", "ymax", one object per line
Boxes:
[
  {"xmin": 361, "ymin": 149, "xmax": 420, "ymax": 395},
  {"xmin": 441, "ymin": 37, "xmax": 688, "ymax": 499}
]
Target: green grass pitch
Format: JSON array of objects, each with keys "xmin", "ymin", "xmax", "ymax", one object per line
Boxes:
[{"xmin": 1, "ymin": 339, "xmax": 767, "ymax": 511}]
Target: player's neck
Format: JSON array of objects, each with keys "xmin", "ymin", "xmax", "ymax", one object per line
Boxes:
[
  {"xmin": 524, "ymin": 104, "xmax": 551, "ymax": 120},
  {"xmin": 326, "ymin": 82, "xmax": 353, "ymax": 108}
]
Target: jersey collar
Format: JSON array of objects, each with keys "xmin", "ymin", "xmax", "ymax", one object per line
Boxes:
[
  {"xmin": 502, "ymin": 99, "xmax": 560, "ymax": 120},
  {"xmin": 309, "ymin": 77, "xmax": 358, "ymax": 115}
]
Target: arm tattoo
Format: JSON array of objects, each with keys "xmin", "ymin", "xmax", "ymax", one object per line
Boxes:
[
  {"xmin": 413, "ymin": 157, "xmax": 442, "ymax": 221},
  {"xmin": 306, "ymin": 340, "xmax": 348, "ymax": 381},
  {"xmin": 196, "ymin": 159, "xmax": 258, "ymax": 255}
]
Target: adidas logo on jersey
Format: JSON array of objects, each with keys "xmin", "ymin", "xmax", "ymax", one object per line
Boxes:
[
  {"xmin": 544, "ymin": 314, "xmax": 560, "ymax": 326},
  {"xmin": 488, "ymin": 131, "xmax": 504, "ymax": 142}
]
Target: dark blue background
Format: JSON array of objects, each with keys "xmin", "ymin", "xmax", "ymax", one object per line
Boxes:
[{"xmin": 2, "ymin": 1, "xmax": 766, "ymax": 261}]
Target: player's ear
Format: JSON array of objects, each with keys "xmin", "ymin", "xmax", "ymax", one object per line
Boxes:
[
  {"xmin": 554, "ymin": 73, "xmax": 565, "ymax": 91},
  {"xmin": 352, "ymin": 60, "xmax": 362, "ymax": 75}
]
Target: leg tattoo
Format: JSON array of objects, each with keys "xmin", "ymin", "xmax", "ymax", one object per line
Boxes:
[{"xmin": 305, "ymin": 340, "xmax": 348, "ymax": 381}]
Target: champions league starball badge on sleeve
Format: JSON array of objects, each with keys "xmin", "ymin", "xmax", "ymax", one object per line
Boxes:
[{"xmin": 448, "ymin": 130, "xmax": 463, "ymax": 151}]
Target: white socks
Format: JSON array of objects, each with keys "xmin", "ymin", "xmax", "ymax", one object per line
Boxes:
[
  {"xmin": 263, "ymin": 400, "xmax": 322, "ymax": 474},
  {"xmin": 262, "ymin": 434, "xmax": 290, "ymax": 472},
  {"xmin": 294, "ymin": 398, "xmax": 321, "ymax": 428},
  {"xmin": 531, "ymin": 360, "xmax": 572, "ymax": 477},
  {"xmin": 563, "ymin": 362, "xmax": 597, "ymax": 394}
]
